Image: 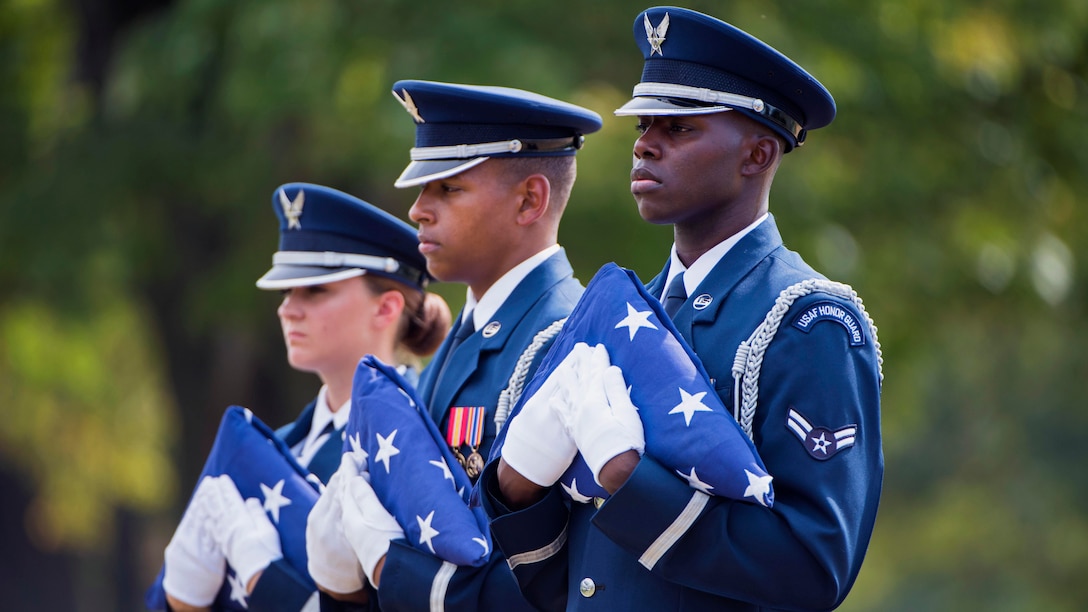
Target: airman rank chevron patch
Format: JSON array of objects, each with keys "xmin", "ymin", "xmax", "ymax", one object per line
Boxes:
[{"xmin": 786, "ymin": 408, "xmax": 857, "ymax": 460}]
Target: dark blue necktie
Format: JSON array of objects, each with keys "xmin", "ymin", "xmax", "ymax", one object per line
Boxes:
[
  {"xmin": 434, "ymin": 312, "xmax": 475, "ymax": 390},
  {"xmin": 663, "ymin": 272, "xmax": 687, "ymax": 319}
]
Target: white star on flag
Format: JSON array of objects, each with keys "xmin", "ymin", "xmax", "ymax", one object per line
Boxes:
[
  {"xmin": 417, "ymin": 510, "xmax": 441, "ymax": 554},
  {"xmin": 614, "ymin": 302, "xmax": 658, "ymax": 341},
  {"xmin": 743, "ymin": 469, "xmax": 774, "ymax": 507},
  {"xmin": 668, "ymin": 388, "xmax": 713, "ymax": 426},
  {"xmin": 562, "ymin": 478, "xmax": 593, "ymax": 504},
  {"xmin": 430, "ymin": 458, "xmax": 455, "ymax": 485},
  {"xmin": 374, "ymin": 429, "xmax": 401, "ymax": 473},
  {"xmin": 260, "ymin": 479, "xmax": 292, "ymax": 523},
  {"xmin": 473, "ymin": 537, "xmax": 490, "ymax": 555},
  {"xmin": 677, "ymin": 467, "xmax": 714, "ymax": 494},
  {"xmin": 228, "ymin": 571, "xmax": 249, "ymax": 607},
  {"xmin": 347, "ymin": 432, "xmax": 369, "ymax": 469}
]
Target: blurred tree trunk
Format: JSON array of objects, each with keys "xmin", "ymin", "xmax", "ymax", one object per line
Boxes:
[{"xmin": 0, "ymin": 466, "xmax": 76, "ymax": 610}]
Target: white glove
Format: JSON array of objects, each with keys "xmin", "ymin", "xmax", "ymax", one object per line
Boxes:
[
  {"xmin": 557, "ymin": 344, "xmax": 645, "ymax": 485},
  {"xmin": 307, "ymin": 455, "xmax": 367, "ymax": 594},
  {"xmin": 501, "ymin": 342, "xmax": 593, "ymax": 486},
  {"xmin": 205, "ymin": 475, "xmax": 284, "ymax": 589},
  {"xmin": 162, "ymin": 476, "xmax": 227, "ymax": 607},
  {"xmin": 340, "ymin": 470, "xmax": 404, "ymax": 587}
]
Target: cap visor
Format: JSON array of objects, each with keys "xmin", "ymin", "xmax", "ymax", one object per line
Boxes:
[
  {"xmin": 255, "ymin": 265, "xmax": 366, "ymax": 290},
  {"xmin": 614, "ymin": 96, "xmax": 734, "ymax": 117},
  {"xmin": 393, "ymin": 158, "xmax": 490, "ymax": 189}
]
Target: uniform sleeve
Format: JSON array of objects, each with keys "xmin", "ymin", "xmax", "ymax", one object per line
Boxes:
[
  {"xmin": 592, "ymin": 294, "xmax": 883, "ymax": 610},
  {"xmin": 375, "ymin": 537, "xmax": 537, "ymax": 612},
  {"xmin": 478, "ymin": 461, "xmax": 570, "ymax": 611},
  {"xmin": 246, "ymin": 558, "xmax": 318, "ymax": 611}
]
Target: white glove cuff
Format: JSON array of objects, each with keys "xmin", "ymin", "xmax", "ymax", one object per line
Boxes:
[
  {"xmin": 226, "ymin": 499, "xmax": 284, "ymax": 588},
  {"xmin": 501, "ymin": 426, "xmax": 577, "ymax": 486},
  {"xmin": 308, "ymin": 553, "xmax": 365, "ymax": 595},
  {"xmin": 162, "ymin": 540, "xmax": 224, "ymax": 607},
  {"xmin": 581, "ymin": 432, "xmax": 642, "ymax": 486},
  {"xmin": 359, "ymin": 538, "xmax": 393, "ymax": 587}
]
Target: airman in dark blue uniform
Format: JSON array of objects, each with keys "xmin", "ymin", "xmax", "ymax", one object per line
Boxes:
[
  {"xmin": 484, "ymin": 7, "xmax": 885, "ymax": 610},
  {"xmin": 158, "ymin": 183, "xmax": 449, "ymax": 611},
  {"xmin": 310, "ymin": 81, "xmax": 602, "ymax": 611}
]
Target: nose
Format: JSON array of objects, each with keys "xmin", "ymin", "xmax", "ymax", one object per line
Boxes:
[
  {"xmin": 408, "ymin": 190, "xmax": 432, "ymax": 225},
  {"xmin": 633, "ymin": 124, "xmax": 659, "ymax": 160},
  {"xmin": 278, "ymin": 291, "xmax": 301, "ymax": 319}
]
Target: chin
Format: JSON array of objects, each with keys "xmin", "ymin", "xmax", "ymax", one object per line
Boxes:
[
  {"xmin": 635, "ymin": 202, "xmax": 674, "ymax": 226},
  {"xmin": 287, "ymin": 354, "xmax": 317, "ymax": 373}
]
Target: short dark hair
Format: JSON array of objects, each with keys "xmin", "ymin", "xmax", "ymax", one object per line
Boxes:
[{"xmin": 496, "ymin": 156, "xmax": 577, "ymax": 215}]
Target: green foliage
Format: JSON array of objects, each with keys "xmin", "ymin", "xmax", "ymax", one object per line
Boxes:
[
  {"xmin": 0, "ymin": 297, "xmax": 177, "ymax": 551},
  {"xmin": 1, "ymin": 0, "xmax": 1087, "ymax": 608}
]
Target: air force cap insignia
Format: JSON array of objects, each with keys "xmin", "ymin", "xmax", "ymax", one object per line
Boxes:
[
  {"xmin": 393, "ymin": 88, "xmax": 425, "ymax": 123},
  {"xmin": 644, "ymin": 12, "xmax": 669, "ymax": 55},
  {"xmin": 787, "ymin": 408, "xmax": 856, "ymax": 460},
  {"xmin": 279, "ymin": 187, "xmax": 305, "ymax": 230}
]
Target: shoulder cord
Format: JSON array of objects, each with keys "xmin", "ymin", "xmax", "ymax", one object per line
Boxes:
[
  {"xmin": 494, "ymin": 317, "xmax": 568, "ymax": 433},
  {"xmin": 731, "ymin": 279, "xmax": 883, "ymax": 440}
]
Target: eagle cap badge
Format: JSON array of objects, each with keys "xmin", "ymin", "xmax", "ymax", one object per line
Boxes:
[
  {"xmin": 393, "ymin": 89, "xmax": 425, "ymax": 123},
  {"xmin": 279, "ymin": 188, "xmax": 305, "ymax": 230},
  {"xmin": 644, "ymin": 12, "xmax": 670, "ymax": 56}
]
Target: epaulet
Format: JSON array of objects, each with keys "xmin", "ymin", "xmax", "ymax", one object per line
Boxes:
[
  {"xmin": 494, "ymin": 317, "xmax": 568, "ymax": 433},
  {"xmin": 731, "ymin": 279, "xmax": 882, "ymax": 439}
]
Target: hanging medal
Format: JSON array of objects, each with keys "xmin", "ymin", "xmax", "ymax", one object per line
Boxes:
[
  {"xmin": 447, "ymin": 406, "xmax": 487, "ymax": 479},
  {"xmin": 446, "ymin": 407, "xmax": 468, "ymax": 469},
  {"xmin": 463, "ymin": 406, "xmax": 486, "ymax": 479}
]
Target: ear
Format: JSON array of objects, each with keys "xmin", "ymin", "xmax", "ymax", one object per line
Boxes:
[
  {"xmin": 373, "ymin": 289, "xmax": 406, "ymax": 329},
  {"xmin": 741, "ymin": 135, "xmax": 781, "ymax": 177},
  {"xmin": 514, "ymin": 174, "xmax": 551, "ymax": 226}
]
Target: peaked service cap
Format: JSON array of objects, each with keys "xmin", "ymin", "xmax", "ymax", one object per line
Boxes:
[
  {"xmin": 616, "ymin": 6, "xmax": 836, "ymax": 150},
  {"xmin": 256, "ymin": 183, "xmax": 428, "ymax": 291},
  {"xmin": 391, "ymin": 80, "xmax": 603, "ymax": 188}
]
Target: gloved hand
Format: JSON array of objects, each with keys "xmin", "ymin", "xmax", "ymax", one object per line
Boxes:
[
  {"xmin": 501, "ymin": 342, "xmax": 592, "ymax": 486},
  {"xmin": 556, "ymin": 344, "xmax": 645, "ymax": 485},
  {"xmin": 163, "ymin": 475, "xmax": 227, "ymax": 607},
  {"xmin": 205, "ymin": 474, "xmax": 284, "ymax": 590},
  {"xmin": 307, "ymin": 454, "xmax": 367, "ymax": 594},
  {"xmin": 340, "ymin": 470, "xmax": 405, "ymax": 587}
]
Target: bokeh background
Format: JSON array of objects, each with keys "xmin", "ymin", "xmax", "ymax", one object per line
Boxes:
[{"xmin": 1, "ymin": 0, "xmax": 1086, "ymax": 610}]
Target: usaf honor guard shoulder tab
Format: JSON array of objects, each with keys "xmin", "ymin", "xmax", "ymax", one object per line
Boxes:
[{"xmin": 791, "ymin": 300, "xmax": 867, "ymax": 346}]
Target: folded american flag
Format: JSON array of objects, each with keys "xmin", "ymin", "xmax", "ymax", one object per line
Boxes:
[
  {"xmin": 499, "ymin": 263, "xmax": 774, "ymax": 507},
  {"xmin": 344, "ymin": 356, "xmax": 491, "ymax": 566},
  {"xmin": 146, "ymin": 406, "xmax": 320, "ymax": 610}
]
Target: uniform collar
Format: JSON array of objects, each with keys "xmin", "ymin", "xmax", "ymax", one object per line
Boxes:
[
  {"xmin": 311, "ymin": 385, "xmax": 351, "ymax": 435},
  {"xmin": 664, "ymin": 213, "xmax": 768, "ymax": 296},
  {"xmin": 464, "ymin": 244, "xmax": 561, "ymax": 329}
]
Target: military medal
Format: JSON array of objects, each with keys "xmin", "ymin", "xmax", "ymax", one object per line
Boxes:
[
  {"xmin": 447, "ymin": 406, "xmax": 486, "ymax": 478},
  {"xmin": 446, "ymin": 408, "xmax": 468, "ymax": 468},
  {"xmin": 463, "ymin": 406, "xmax": 486, "ymax": 479}
]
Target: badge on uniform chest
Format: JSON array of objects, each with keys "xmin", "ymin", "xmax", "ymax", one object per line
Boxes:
[{"xmin": 446, "ymin": 406, "xmax": 486, "ymax": 479}]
